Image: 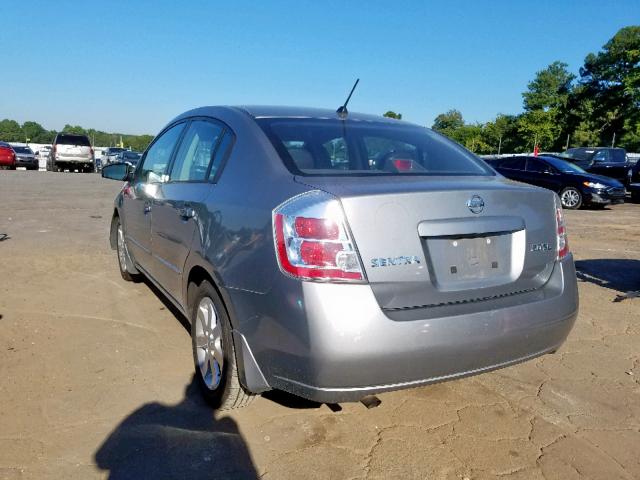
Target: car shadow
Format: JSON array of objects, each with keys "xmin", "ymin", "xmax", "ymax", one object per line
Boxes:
[
  {"xmin": 94, "ymin": 376, "xmax": 259, "ymax": 480},
  {"xmin": 575, "ymin": 259, "xmax": 640, "ymax": 300}
]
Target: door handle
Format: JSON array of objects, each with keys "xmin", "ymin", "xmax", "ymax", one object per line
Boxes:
[{"xmin": 178, "ymin": 206, "xmax": 195, "ymax": 220}]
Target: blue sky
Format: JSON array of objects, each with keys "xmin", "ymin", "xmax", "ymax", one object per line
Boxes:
[{"xmin": 1, "ymin": 0, "xmax": 637, "ymax": 134}]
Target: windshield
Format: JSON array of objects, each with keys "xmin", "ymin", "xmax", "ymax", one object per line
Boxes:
[
  {"xmin": 257, "ymin": 118, "xmax": 493, "ymax": 176},
  {"xmin": 57, "ymin": 135, "xmax": 90, "ymax": 146},
  {"xmin": 541, "ymin": 156, "xmax": 586, "ymax": 173},
  {"xmin": 13, "ymin": 146, "xmax": 33, "ymax": 154}
]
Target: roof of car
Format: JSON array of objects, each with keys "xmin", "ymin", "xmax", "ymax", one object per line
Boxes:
[
  {"xmin": 237, "ymin": 105, "xmax": 410, "ymax": 123},
  {"xmin": 176, "ymin": 105, "xmax": 416, "ymax": 126}
]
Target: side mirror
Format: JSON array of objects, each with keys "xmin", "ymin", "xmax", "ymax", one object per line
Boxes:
[{"xmin": 102, "ymin": 162, "xmax": 133, "ymax": 181}]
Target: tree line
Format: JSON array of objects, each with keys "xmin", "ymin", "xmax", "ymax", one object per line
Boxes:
[
  {"xmin": 386, "ymin": 26, "xmax": 640, "ymax": 154},
  {"xmin": 0, "ymin": 119, "xmax": 154, "ymax": 152}
]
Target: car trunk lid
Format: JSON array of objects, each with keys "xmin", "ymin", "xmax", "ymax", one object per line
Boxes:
[{"xmin": 295, "ymin": 175, "xmax": 558, "ymax": 310}]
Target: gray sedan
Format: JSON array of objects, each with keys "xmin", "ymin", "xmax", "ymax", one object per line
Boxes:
[
  {"xmin": 102, "ymin": 106, "xmax": 578, "ymax": 410},
  {"xmin": 12, "ymin": 145, "xmax": 39, "ymax": 170}
]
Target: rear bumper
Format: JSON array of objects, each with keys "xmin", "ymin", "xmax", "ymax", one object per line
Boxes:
[
  {"xmin": 234, "ymin": 255, "xmax": 579, "ymax": 403},
  {"xmin": 54, "ymin": 157, "xmax": 93, "ymax": 164},
  {"xmin": 15, "ymin": 158, "xmax": 38, "ymax": 167}
]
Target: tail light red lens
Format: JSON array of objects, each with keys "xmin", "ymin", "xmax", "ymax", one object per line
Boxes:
[
  {"xmin": 273, "ymin": 191, "xmax": 365, "ymax": 282},
  {"xmin": 294, "ymin": 217, "xmax": 340, "ymax": 240},
  {"xmin": 556, "ymin": 206, "xmax": 569, "ymax": 260}
]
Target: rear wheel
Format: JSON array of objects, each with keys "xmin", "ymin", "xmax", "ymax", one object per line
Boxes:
[
  {"xmin": 190, "ymin": 280, "xmax": 255, "ymax": 410},
  {"xmin": 560, "ymin": 187, "xmax": 582, "ymax": 209}
]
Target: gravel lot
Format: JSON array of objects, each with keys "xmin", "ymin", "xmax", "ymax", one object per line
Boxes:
[{"xmin": 1, "ymin": 171, "xmax": 639, "ymax": 480}]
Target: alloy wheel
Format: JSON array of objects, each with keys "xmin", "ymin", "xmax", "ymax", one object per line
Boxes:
[
  {"xmin": 194, "ymin": 297, "xmax": 224, "ymax": 390},
  {"xmin": 561, "ymin": 188, "xmax": 580, "ymax": 208}
]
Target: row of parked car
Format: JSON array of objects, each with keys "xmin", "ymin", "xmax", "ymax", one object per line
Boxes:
[
  {"xmin": 0, "ymin": 134, "xmax": 141, "ymax": 173},
  {"xmin": 485, "ymin": 147, "xmax": 640, "ymax": 207}
]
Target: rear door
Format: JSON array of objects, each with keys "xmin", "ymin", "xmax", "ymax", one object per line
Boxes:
[
  {"xmin": 495, "ymin": 157, "xmax": 527, "ymax": 182},
  {"xmin": 122, "ymin": 122, "xmax": 186, "ymax": 271},
  {"xmin": 525, "ymin": 158, "xmax": 563, "ymax": 192},
  {"xmin": 149, "ymin": 119, "xmax": 229, "ymax": 301}
]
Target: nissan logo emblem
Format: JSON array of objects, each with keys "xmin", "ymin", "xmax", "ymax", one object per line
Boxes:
[{"xmin": 467, "ymin": 195, "xmax": 484, "ymax": 214}]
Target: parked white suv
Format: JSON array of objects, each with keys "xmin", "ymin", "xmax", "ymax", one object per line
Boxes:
[{"xmin": 48, "ymin": 133, "xmax": 95, "ymax": 173}]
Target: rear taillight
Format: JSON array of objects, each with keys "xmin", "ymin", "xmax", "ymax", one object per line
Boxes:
[
  {"xmin": 556, "ymin": 204, "xmax": 569, "ymax": 260},
  {"xmin": 89, "ymin": 146, "xmax": 94, "ymax": 158},
  {"xmin": 273, "ymin": 190, "xmax": 365, "ymax": 282}
]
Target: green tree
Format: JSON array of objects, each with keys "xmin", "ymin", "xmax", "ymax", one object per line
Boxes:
[
  {"xmin": 62, "ymin": 124, "xmax": 88, "ymax": 135},
  {"xmin": 383, "ymin": 111, "xmax": 402, "ymax": 120},
  {"xmin": 432, "ymin": 109, "xmax": 464, "ymax": 133},
  {"xmin": 482, "ymin": 114, "xmax": 521, "ymax": 154},
  {"xmin": 0, "ymin": 119, "xmax": 23, "ymax": 142},
  {"xmin": 21, "ymin": 121, "xmax": 52, "ymax": 143},
  {"xmin": 521, "ymin": 61, "xmax": 575, "ymax": 150},
  {"xmin": 523, "ymin": 61, "xmax": 575, "ymax": 112},
  {"xmin": 578, "ymin": 25, "xmax": 640, "ymax": 148}
]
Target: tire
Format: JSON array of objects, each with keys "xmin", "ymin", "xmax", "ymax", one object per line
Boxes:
[
  {"xmin": 559, "ymin": 187, "xmax": 582, "ymax": 209},
  {"xmin": 85, "ymin": 164, "xmax": 95, "ymax": 174},
  {"xmin": 115, "ymin": 218, "xmax": 140, "ymax": 282},
  {"xmin": 190, "ymin": 280, "xmax": 255, "ymax": 410}
]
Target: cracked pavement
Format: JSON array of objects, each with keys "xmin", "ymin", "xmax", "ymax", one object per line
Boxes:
[{"xmin": 1, "ymin": 172, "xmax": 638, "ymax": 479}]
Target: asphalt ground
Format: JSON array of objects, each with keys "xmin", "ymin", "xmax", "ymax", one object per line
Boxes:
[{"xmin": 1, "ymin": 171, "xmax": 639, "ymax": 479}]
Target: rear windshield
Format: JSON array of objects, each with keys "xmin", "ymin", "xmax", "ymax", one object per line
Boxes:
[
  {"xmin": 257, "ymin": 118, "xmax": 493, "ymax": 176},
  {"xmin": 122, "ymin": 152, "xmax": 141, "ymax": 159},
  {"xmin": 57, "ymin": 135, "xmax": 90, "ymax": 146},
  {"xmin": 13, "ymin": 146, "xmax": 33, "ymax": 154},
  {"xmin": 108, "ymin": 148, "xmax": 125, "ymax": 154}
]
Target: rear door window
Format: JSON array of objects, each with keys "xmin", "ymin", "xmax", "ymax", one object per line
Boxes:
[
  {"xmin": 499, "ymin": 157, "xmax": 526, "ymax": 170},
  {"xmin": 593, "ymin": 150, "xmax": 609, "ymax": 162},
  {"xmin": 526, "ymin": 159, "xmax": 547, "ymax": 173},
  {"xmin": 169, "ymin": 120, "xmax": 223, "ymax": 182}
]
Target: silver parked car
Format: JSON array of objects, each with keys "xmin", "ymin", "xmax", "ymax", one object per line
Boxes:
[
  {"xmin": 102, "ymin": 106, "xmax": 578, "ymax": 410},
  {"xmin": 102, "ymin": 147, "xmax": 127, "ymax": 167}
]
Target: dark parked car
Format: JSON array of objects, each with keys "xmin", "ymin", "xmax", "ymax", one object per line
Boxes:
[
  {"xmin": 12, "ymin": 145, "xmax": 39, "ymax": 170},
  {"xmin": 629, "ymin": 161, "xmax": 640, "ymax": 203},
  {"xmin": 492, "ymin": 155, "xmax": 625, "ymax": 209},
  {"xmin": 556, "ymin": 147, "xmax": 631, "ymax": 185},
  {"xmin": 101, "ymin": 106, "xmax": 578, "ymax": 410},
  {"xmin": 115, "ymin": 150, "xmax": 142, "ymax": 167},
  {"xmin": 0, "ymin": 142, "xmax": 16, "ymax": 170}
]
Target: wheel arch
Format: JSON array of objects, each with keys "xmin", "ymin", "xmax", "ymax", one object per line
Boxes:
[
  {"xmin": 109, "ymin": 208, "xmax": 119, "ymax": 250},
  {"xmin": 184, "ymin": 262, "xmax": 271, "ymax": 393}
]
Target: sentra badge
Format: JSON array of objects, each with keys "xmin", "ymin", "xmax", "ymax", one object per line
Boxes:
[{"xmin": 371, "ymin": 255, "xmax": 421, "ymax": 268}]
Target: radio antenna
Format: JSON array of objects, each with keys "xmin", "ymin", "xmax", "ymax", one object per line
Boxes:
[{"xmin": 336, "ymin": 79, "xmax": 360, "ymax": 119}]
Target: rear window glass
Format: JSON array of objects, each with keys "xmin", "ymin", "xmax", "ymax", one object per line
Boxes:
[
  {"xmin": 257, "ymin": 118, "xmax": 492, "ymax": 176},
  {"xmin": 57, "ymin": 135, "xmax": 90, "ymax": 146}
]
